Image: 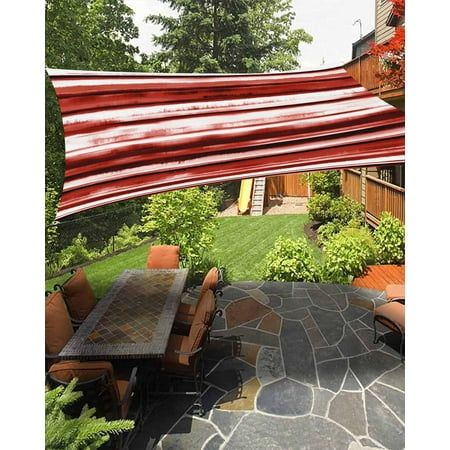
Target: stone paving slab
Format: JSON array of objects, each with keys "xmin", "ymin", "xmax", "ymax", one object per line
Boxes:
[{"xmin": 135, "ymin": 281, "xmax": 405, "ymax": 450}]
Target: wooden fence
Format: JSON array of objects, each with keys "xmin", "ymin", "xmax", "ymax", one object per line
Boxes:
[
  {"xmin": 365, "ymin": 175, "xmax": 405, "ymax": 225},
  {"xmin": 266, "ymin": 173, "xmax": 309, "ymax": 197},
  {"xmin": 341, "ymin": 169, "xmax": 362, "ymax": 203},
  {"xmin": 341, "ymin": 169, "xmax": 404, "ymax": 226}
]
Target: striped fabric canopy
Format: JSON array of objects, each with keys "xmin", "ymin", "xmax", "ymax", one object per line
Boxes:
[{"xmin": 47, "ymin": 67, "xmax": 405, "ymax": 219}]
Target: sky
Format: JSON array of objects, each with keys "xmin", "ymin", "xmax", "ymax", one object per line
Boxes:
[{"xmin": 125, "ymin": 0, "xmax": 375, "ymax": 70}]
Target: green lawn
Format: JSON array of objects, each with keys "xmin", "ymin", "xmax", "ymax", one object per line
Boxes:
[
  {"xmin": 46, "ymin": 214, "xmax": 319, "ymax": 297},
  {"xmin": 211, "ymin": 214, "xmax": 321, "ymax": 281}
]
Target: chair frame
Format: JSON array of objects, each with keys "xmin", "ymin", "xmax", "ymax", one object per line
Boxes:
[
  {"xmin": 152, "ymin": 341, "xmax": 208, "ymax": 416},
  {"xmin": 373, "ymin": 299, "xmax": 405, "ymax": 363}
]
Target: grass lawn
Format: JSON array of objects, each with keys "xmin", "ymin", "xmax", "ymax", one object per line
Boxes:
[
  {"xmin": 211, "ymin": 214, "xmax": 321, "ymax": 281},
  {"xmin": 46, "ymin": 214, "xmax": 320, "ymax": 297}
]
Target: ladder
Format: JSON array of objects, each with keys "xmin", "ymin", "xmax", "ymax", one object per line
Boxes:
[{"xmin": 250, "ymin": 177, "xmax": 266, "ymax": 216}]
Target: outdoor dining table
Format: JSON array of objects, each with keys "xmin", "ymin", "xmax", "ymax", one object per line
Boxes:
[{"xmin": 59, "ymin": 268, "xmax": 188, "ymax": 361}]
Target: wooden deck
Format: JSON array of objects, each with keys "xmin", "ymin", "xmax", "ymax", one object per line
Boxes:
[{"xmin": 352, "ymin": 265, "xmax": 405, "ymax": 291}]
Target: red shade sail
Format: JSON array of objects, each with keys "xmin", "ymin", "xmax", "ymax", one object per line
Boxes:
[{"xmin": 47, "ymin": 67, "xmax": 404, "ymax": 219}]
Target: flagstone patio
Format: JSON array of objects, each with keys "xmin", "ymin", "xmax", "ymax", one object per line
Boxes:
[{"xmin": 131, "ymin": 281, "xmax": 404, "ymax": 450}]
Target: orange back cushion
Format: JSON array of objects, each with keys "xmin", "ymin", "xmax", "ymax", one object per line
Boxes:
[
  {"xmin": 195, "ymin": 289, "xmax": 216, "ymax": 326},
  {"xmin": 199, "ymin": 267, "xmax": 219, "ymax": 297},
  {"xmin": 62, "ymin": 268, "xmax": 96, "ymax": 320},
  {"xmin": 147, "ymin": 245, "xmax": 180, "ymax": 269},
  {"xmin": 45, "ymin": 291, "xmax": 74, "ymax": 355}
]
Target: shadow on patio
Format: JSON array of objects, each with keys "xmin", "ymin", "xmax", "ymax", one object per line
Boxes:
[{"xmin": 130, "ymin": 281, "xmax": 404, "ymax": 450}]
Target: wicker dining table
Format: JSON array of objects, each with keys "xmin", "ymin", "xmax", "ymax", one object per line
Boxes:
[{"xmin": 59, "ymin": 268, "xmax": 188, "ymax": 361}]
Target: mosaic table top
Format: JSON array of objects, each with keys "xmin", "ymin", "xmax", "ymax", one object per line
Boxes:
[{"xmin": 59, "ymin": 269, "xmax": 188, "ymax": 360}]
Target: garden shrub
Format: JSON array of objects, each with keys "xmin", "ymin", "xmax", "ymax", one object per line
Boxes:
[
  {"xmin": 46, "ymin": 378, "xmax": 134, "ymax": 450},
  {"xmin": 261, "ymin": 237, "xmax": 320, "ymax": 282},
  {"xmin": 317, "ymin": 217, "xmax": 365, "ymax": 247},
  {"xmin": 321, "ymin": 227, "xmax": 377, "ymax": 284},
  {"xmin": 373, "ymin": 212, "xmax": 405, "ymax": 264},
  {"xmin": 104, "ymin": 224, "xmax": 143, "ymax": 254},
  {"xmin": 141, "ymin": 187, "xmax": 224, "ymax": 275},
  {"xmin": 307, "ymin": 193, "xmax": 334, "ymax": 223},
  {"xmin": 308, "ymin": 193, "xmax": 364, "ymax": 226},
  {"xmin": 306, "ymin": 170, "xmax": 341, "ymax": 197},
  {"xmin": 57, "ymin": 233, "xmax": 100, "ymax": 270},
  {"xmin": 329, "ymin": 196, "xmax": 364, "ymax": 226},
  {"xmin": 316, "ymin": 221, "xmax": 343, "ymax": 247}
]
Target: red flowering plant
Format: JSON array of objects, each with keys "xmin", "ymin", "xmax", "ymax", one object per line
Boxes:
[{"xmin": 370, "ymin": 0, "xmax": 405, "ymax": 89}]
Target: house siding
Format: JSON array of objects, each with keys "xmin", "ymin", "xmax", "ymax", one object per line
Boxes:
[{"xmin": 375, "ymin": 0, "xmax": 396, "ymax": 44}]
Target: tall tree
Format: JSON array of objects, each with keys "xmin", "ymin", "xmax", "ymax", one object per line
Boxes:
[
  {"xmin": 145, "ymin": 0, "xmax": 312, "ymax": 73},
  {"xmin": 45, "ymin": 0, "xmax": 140, "ymax": 192}
]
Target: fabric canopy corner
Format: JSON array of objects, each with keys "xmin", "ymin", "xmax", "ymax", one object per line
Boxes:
[{"xmin": 47, "ymin": 66, "xmax": 405, "ymax": 219}]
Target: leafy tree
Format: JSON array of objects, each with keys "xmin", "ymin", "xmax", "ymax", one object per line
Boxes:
[
  {"xmin": 46, "ymin": 378, "xmax": 134, "ymax": 450},
  {"xmin": 45, "ymin": 0, "xmax": 140, "ymax": 191},
  {"xmin": 141, "ymin": 187, "xmax": 223, "ymax": 277},
  {"xmin": 146, "ymin": 0, "xmax": 312, "ymax": 73},
  {"xmin": 370, "ymin": 0, "xmax": 405, "ymax": 88}
]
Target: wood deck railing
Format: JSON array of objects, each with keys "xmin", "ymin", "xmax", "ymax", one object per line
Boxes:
[
  {"xmin": 365, "ymin": 174, "xmax": 405, "ymax": 225},
  {"xmin": 344, "ymin": 54, "xmax": 405, "ymax": 102},
  {"xmin": 341, "ymin": 169, "xmax": 405, "ymax": 226},
  {"xmin": 345, "ymin": 54, "xmax": 380, "ymax": 93}
]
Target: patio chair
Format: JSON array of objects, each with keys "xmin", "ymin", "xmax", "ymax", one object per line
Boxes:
[
  {"xmin": 146, "ymin": 245, "xmax": 180, "ymax": 269},
  {"xmin": 174, "ymin": 267, "xmax": 223, "ymax": 328},
  {"xmin": 46, "ymin": 360, "xmax": 138, "ymax": 421},
  {"xmin": 373, "ymin": 301, "xmax": 405, "ymax": 362},
  {"xmin": 385, "ymin": 284, "xmax": 405, "ymax": 303},
  {"xmin": 54, "ymin": 268, "xmax": 96, "ymax": 327},
  {"xmin": 45, "ymin": 291, "xmax": 74, "ymax": 367},
  {"xmin": 157, "ymin": 290, "xmax": 215, "ymax": 416}
]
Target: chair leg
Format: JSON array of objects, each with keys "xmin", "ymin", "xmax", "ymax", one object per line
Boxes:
[
  {"xmin": 192, "ymin": 357, "xmax": 205, "ymax": 417},
  {"xmin": 400, "ymin": 332, "xmax": 405, "ymax": 363},
  {"xmin": 373, "ymin": 317, "xmax": 378, "ymax": 344}
]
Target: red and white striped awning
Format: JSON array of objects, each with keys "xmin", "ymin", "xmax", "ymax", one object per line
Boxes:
[{"xmin": 47, "ymin": 67, "xmax": 405, "ymax": 219}]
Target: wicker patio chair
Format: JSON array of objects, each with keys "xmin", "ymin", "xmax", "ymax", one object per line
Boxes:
[
  {"xmin": 47, "ymin": 360, "xmax": 137, "ymax": 421},
  {"xmin": 373, "ymin": 301, "xmax": 405, "ymax": 362},
  {"xmin": 45, "ymin": 291, "xmax": 74, "ymax": 368},
  {"xmin": 54, "ymin": 268, "xmax": 97, "ymax": 328},
  {"xmin": 385, "ymin": 284, "xmax": 405, "ymax": 303},
  {"xmin": 174, "ymin": 267, "xmax": 223, "ymax": 330},
  {"xmin": 146, "ymin": 245, "xmax": 180, "ymax": 269},
  {"xmin": 157, "ymin": 290, "xmax": 215, "ymax": 416}
]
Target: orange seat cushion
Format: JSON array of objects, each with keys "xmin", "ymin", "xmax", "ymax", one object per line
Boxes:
[
  {"xmin": 48, "ymin": 360, "xmax": 120, "ymax": 400},
  {"xmin": 62, "ymin": 268, "xmax": 96, "ymax": 320},
  {"xmin": 46, "ymin": 291, "xmax": 74, "ymax": 355},
  {"xmin": 385, "ymin": 284, "xmax": 405, "ymax": 301},
  {"xmin": 374, "ymin": 302, "xmax": 405, "ymax": 331},
  {"xmin": 147, "ymin": 245, "xmax": 180, "ymax": 269},
  {"xmin": 116, "ymin": 379, "xmax": 131, "ymax": 417}
]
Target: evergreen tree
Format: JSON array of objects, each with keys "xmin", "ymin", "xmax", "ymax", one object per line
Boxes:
[
  {"xmin": 146, "ymin": 0, "xmax": 312, "ymax": 73},
  {"xmin": 45, "ymin": 378, "xmax": 134, "ymax": 450}
]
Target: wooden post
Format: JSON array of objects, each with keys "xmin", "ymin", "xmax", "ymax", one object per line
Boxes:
[{"xmin": 361, "ymin": 168, "xmax": 368, "ymax": 224}]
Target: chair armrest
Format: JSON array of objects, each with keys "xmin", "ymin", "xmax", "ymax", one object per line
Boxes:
[{"xmin": 174, "ymin": 346, "xmax": 203, "ymax": 357}]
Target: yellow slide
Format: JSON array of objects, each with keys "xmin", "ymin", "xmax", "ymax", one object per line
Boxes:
[{"xmin": 238, "ymin": 179, "xmax": 253, "ymax": 214}]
